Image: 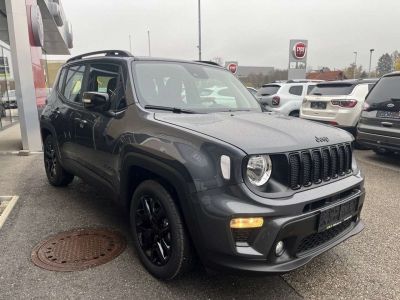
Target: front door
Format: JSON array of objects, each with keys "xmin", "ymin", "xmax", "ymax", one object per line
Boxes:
[{"xmin": 72, "ymin": 62, "xmax": 127, "ymax": 186}]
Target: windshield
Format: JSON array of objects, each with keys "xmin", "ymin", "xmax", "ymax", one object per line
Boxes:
[
  {"xmin": 256, "ymin": 85, "xmax": 280, "ymax": 96},
  {"xmin": 366, "ymin": 76, "xmax": 400, "ymax": 105},
  {"xmin": 132, "ymin": 62, "xmax": 261, "ymax": 112},
  {"xmin": 311, "ymin": 83, "xmax": 355, "ymax": 96}
]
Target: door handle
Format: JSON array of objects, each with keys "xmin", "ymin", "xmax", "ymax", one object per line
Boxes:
[
  {"xmin": 74, "ymin": 117, "xmax": 87, "ymax": 128},
  {"xmin": 381, "ymin": 122, "xmax": 393, "ymax": 127}
]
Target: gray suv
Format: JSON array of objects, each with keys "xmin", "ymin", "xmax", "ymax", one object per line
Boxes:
[
  {"xmin": 358, "ymin": 72, "xmax": 400, "ymax": 155},
  {"xmin": 40, "ymin": 50, "xmax": 365, "ymax": 280}
]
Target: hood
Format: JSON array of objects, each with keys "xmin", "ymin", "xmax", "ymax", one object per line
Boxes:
[{"xmin": 155, "ymin": 111, "xmax": 353, "ymax": 154}]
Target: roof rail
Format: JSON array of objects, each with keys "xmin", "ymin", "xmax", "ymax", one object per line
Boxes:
[
  {"xmin": 67, "ymin": 50, "xmax": 133, "ymax": 63},
  {"xmin": 194, "ymin": 60, "xmax": 221, "ymax": 67}
]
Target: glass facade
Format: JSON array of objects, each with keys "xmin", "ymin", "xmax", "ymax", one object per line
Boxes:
[{"xmin": 0, "ymin": 43, "xmax": 18, "ymax": 130}]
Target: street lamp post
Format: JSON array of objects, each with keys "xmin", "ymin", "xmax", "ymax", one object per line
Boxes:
[
  {"xmin": 147, "ymin": 29, "xmax": 151, "ymax": 57},
  {"xmin": 369, "ymin": 49, "xmax": 375, "ymax": 77},
  {"xmin": 198, "ymin": 0, "xmax": 202, "ymax": 61},
  {"xmin": 353, "ymin": 51, "xmax": 358, "ymax": 79}
]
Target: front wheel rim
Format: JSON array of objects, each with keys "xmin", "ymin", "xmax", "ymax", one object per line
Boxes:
[
  {"xmin": 44, "ymin": 140, "xmax": 57, "ymax": 178},
  {"xmin": 135, "ymin": 195, "xmax": 172, "ymax": 266}
]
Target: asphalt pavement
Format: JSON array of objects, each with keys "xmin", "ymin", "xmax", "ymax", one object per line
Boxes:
[{"xmin": 0, "ymin": 150, "xmax": 399, "ymax": 299}]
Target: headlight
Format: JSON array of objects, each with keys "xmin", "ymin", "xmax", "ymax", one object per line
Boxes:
[{"xmin": 246, "ymin": 155, "xmax": 272, "ymax": 186}]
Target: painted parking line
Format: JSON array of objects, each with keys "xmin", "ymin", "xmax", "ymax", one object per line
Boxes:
[{"xmin": 0, "ymin": 196, "xmax": 19, "ymax": 230}]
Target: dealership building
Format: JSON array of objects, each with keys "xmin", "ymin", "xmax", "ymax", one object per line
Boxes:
[{"xmin": 0, "ymin": 0, "xmax": 72, "ymax": 151}]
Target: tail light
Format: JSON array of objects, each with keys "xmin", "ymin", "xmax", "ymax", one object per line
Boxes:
[
  {"xmin": 331, "ymin": 99, "xmax": 358, "ymax": 108},
  {"xmin": 272, "ymin": 96, "xmax": 280, "ymax": 106},
  {"xmin": 363, "ymin": 102, "xmax": 370, "ymax": 111}
]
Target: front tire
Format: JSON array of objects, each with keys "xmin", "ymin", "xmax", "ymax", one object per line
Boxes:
[
  {"xmin": 130, "ymin": 180, "xmax": 193, "ymax": 280},
  {"xmin": 44, "ymin": 135, "xmax": 74, "ymax": 186}
]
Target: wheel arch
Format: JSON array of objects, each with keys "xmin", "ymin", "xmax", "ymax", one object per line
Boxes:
[{"xmin": 120, "ymin": 152, "xmax": 197, "ymax": 223}]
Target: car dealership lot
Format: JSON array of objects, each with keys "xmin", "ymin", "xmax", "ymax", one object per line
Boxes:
[{"xmin": 0, "ymin": 151, "xmax": 399, "ymax": 299}]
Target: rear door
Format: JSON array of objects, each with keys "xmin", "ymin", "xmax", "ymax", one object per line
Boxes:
[
  {"xmin": 302, "ymin": 82, "xmax": 356, "ymax": 120},
  {"xmin": 359, "ymin": 75, "xmax": 400, "ymax": 138},
  {"xmin": 256, "ymin": 84, "xmax": 281, "ymax": 107}
]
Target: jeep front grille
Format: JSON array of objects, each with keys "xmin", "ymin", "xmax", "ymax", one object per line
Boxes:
[{"xmin": 288, "ymin": 144, "xmax": 352, "ymax": 190}]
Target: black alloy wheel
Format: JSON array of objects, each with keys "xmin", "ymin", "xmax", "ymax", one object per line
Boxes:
[
  {"xmin": 135, "ymin": 195, "xmax": 172, "ymax": 266},
  {"xmin": 130, "ymin": 180, "xmax": 194, "ymax": 280},
  {"xmin": 44, "ymin": 135, "xmax": 74, "ymax": 186}
]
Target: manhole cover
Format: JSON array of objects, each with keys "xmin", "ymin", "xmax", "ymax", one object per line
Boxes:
[{"xmin": 31, "ymin": 228, "xmax": 126, "ymax": 271}]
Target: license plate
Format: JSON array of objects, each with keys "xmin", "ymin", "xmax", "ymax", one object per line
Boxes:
[
  {"xmin": 317, "ymin": 198, "xmax": 358, "ymax": 232},
  {"xmin": 311, "ymin": 101, "xmax": 327, "ymax": 109},
  {"xmin": 377, "ymin": 110, "xmax": 400, "ymax": 119}
]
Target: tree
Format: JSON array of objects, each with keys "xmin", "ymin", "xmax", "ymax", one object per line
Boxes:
[
  {"xmin": 343, "ymin": 64, "xmax": 365, "ymax": 79},
  {"xmin": 376, "ymin": 53, "xmax": 393, "ymax": 76},
  {"xmin": 394, "ymin": 58, "xmax": 400, "ymax": 71}
]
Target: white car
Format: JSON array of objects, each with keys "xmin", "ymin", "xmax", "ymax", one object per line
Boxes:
[
  {"xmin": 200, "ymin": 86, "xmax": 237, "ymax": 108},
  {"xmin": 300, "ymin": 79, "xmax": 377, "ymax": 136},
  {"xmin": 256, "ymin": 80, "xmax": 321, "ymax": 117}
]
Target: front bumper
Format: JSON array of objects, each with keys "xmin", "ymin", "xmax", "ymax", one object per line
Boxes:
[{"xmin": 190, "ymin": 173, "xmax": 365, "ymax": 273}]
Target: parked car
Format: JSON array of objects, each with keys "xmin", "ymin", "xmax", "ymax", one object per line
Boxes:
[
  {"xmin": 256, "ymin": 80, "xmax": 321, "ymax": 117},
  {"xmin": 357, "ymin": 72, "xmax": 400, "ymax": 155},
  {"xmin": 1, "ymin": 90, "xmax": 18, "ymax": 109},
  {"xmin": 40, "ymin": 50, "xmax": 365, "ymax": 280},
  {"xmin": 300, "ymin": 79, "xmax": 377, "ymax": 137},
  {"xmin": 246, "ymin": 87, "xmax": 258, "ymax": 96}
]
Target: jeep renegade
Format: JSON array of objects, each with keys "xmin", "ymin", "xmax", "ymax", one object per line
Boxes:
[{"xmin": 40, "ymin": 50, "xmax": 365, "ymax": 280}]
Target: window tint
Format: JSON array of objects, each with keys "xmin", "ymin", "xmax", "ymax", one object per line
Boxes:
[
  {"xmin": 366, "ymin": 76, "xmax": 400, "ymax": 105},
  {"xmin": 256, "ymin": 85, "xmax": 280, "ymax": 96},
  {"xmin": 288, "ymin": 85, "xmax": 303, "ymax": 96},
  {"xmin": 311, "ymin": 83, "xmax": 355, "ymax": 96},
  {"xmin": 57, "ymin": 68, "xmax": 66, "ymax": 92},
  {"xmin": 307, "ymin": 85, "xmax": 316, "ymax": 95},
  {"xmin": 63, "ymin": 65, "xmax": 85, "ymax": 103},
  {"xmin": 87, "ymin": 63, "xmax": 126, "ymax": 111},
  {"xmin": 368, "ymin": 83, "xmax": 375, "ymax": 91}
]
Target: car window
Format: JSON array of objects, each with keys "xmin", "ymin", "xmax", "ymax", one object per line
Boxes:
[
  {"xmin": 63, "ymin": 65, "xmax": 85, "ymax": 103},
  {"xmin": 132, "ymin": 62, "xmax": 261, "ymax": 112},
  {"xmin": 288, "ymin": 85, "xmax": 303, "ymax": 96},
  {"xmin": 311, "ymin": 83, "xmax": 355, "ymax": 96},
  {"xmin": 368, "ymin": 83, "xmax": 375, "ymax": 91},
  {"xmin": 257, "ymin": 85, "xmax": 280, "ymax": 96},
  {"xmin": 307, "ymin": 85, "xmax": 316, "ymax": 95},
  {"xmin": 57, "ymin": 68, "xmax": 66, "ymax": 92},
  {"xmin": 87, "ymin": 63, "xmax": 126, "ymax": 111},
  {"xmin": 366, "ymin": 76, "xmax": 400, "ymax": 105}
]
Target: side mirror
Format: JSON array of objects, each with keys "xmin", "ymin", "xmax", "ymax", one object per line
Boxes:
[{"xmin": 82, "ymin": 92, "xmax": 110, "ymax": 111}]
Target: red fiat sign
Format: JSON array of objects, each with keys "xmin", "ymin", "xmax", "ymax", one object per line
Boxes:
[
  {"xmin": 227, "ymin": 63, "xmax": 238, "ymax": 74},
  {"xmin": 293, "ymin": 42, "xmax": 307, "ymax": 59}
]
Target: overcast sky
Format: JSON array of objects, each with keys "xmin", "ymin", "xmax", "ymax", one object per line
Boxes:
[{"xmin": 61, "ymin": 0, "xmax": 400, "ymax": 70}]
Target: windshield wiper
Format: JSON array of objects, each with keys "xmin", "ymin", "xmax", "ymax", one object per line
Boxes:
[
  {"xmin": 312, "ymin": 92, "xmax": 322, "ymax": 96},
  {"xmin": 391, "ymin": 98, "xmax": 400, "ymax": 102},
  {"xmin": 144, "ymin": 105, "xmax": 198, "ymax": 114}
]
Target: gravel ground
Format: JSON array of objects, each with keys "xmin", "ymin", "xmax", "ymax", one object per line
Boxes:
[{"xmin": 0, "ymin": 150, "xmax": 399, "ymax": 299}]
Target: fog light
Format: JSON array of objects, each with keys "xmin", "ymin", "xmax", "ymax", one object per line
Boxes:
[
  {"xmin": 230, "ymin": 217, "xmax": 263, "ymax": 229},
  {"xmin": 275, "ymin": 241, "xmax": 285, "ymax": 256}
]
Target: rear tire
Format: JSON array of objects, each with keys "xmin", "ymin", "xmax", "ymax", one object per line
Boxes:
[
  {"xmin": 43, "ymin": 135, "xmax": 74, "ymax": 186},
  {"xmin": 130, "ymin": 180, "xmax": 194, "ymax": 280},
  {"xmin": 289, "ymin": 110, "xmax": 300, "ymax": 117}
]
